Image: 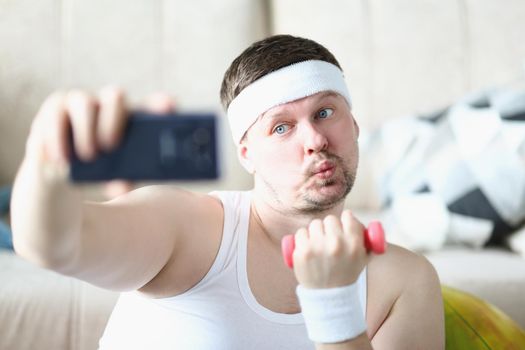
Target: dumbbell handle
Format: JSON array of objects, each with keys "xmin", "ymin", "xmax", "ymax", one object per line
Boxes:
[{"xmin": 281, "ymin": 221, "xmax": 386, "ymax": 269}]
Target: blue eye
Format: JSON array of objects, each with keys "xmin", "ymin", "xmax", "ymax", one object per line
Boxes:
[
  {"xmin": 318, "ymin": 108, "xmax": 334, "ymax": 119},
  {"xmin": 273, "ymin": 124, "xmax": 290, "ymax": 135}
]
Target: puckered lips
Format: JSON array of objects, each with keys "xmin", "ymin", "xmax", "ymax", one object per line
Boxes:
[{"xmin": 311, "ymin": 160, "xmax": 336, "ymax": 179}]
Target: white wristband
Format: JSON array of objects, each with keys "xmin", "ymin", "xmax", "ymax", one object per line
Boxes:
[{"xmin": 296, "ymin": 283, "xmax": 367, "ymax": 344}]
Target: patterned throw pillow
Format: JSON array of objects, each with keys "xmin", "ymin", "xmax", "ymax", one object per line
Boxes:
[{"xmin": 367, "ymin": 88, "xmax": 525, "ymax": 249}]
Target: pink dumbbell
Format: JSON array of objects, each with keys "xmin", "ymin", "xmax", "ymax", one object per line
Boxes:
[{"xmin": 281, "ymin": 221, "xmax": 386, "ymax": 269}]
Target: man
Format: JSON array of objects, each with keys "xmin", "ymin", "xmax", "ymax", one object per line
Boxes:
[{"xmin": 11, "ymin": 35, "xmax": 444, "ymax": 349}]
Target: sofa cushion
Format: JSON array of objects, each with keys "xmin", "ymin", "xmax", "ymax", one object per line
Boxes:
[
  {"xmin": 0, "ymin": 251, "xmax": 118, "ymax": 350},
  {"xmin": 426, "ymin": 247, "xmax": 525, "ymax": 328}
]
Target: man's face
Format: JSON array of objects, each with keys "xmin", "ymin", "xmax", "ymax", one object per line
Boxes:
[{"xmin": 242, "ymin": 91, "xmax": 359, "ymax": 213}]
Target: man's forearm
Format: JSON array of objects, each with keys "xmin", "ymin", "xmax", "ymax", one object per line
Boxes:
[{"xmin": 11, "ymin": 158, "xmax": 84, "ymax": 271}]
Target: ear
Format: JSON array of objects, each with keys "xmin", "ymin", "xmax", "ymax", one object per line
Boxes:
[{"xmin": 236, "ymin": 144, "xmax": 255, "ymax": 174}]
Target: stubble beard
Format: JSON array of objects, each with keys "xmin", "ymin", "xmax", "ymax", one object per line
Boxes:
[
  {"xmin": 297, "ymin": 160, "xmax": 356, "ymax": 214},
  {"xmin": 262, "ymin": 153, "xmax": 357, "ymax": 215}
]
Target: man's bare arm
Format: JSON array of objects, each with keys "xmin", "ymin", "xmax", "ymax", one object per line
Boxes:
[
  {"xmin": 370, "ymin": 252, "xmax": 445, "ymax": 349},
  {"xmin": 11, "ymin": 89, "xmax": 223, "ymax": 294},
  {"xmin": 12, "ymin": 153, "xmax": 221, "ymax": 293}
]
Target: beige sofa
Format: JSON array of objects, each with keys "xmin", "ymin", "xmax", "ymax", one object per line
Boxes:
[{"xmin": 1, "ymin": 1, "xmax": 525, "ymax": 349}]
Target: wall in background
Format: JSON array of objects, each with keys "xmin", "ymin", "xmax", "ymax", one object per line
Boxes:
[
  {"xmin": 0, "ymin": 0, "xmax": 269, "ymax": 192},
  {"xmin": 1, "ymin": 0, "xmax": 524, "ymax": 207}
]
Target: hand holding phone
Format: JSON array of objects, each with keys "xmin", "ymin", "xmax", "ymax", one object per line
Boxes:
[{"xmin": 70, "ymin": 111, "xmax": 219, "ymax": 182}]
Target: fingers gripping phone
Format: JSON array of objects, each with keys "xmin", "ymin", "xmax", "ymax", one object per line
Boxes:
[{"xmin": 70, "ymin": 111, "xmax": 219, "ymax": 182}]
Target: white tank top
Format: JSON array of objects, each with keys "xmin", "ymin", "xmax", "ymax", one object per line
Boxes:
[{"xmin": 98, "ymin": 190, "xmax": 367, "ymax": 349}]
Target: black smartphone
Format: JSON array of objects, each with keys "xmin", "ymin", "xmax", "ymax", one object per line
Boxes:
[{"xmin": 70, "ymin": 111, "xmax": 219, "ymax": 182}]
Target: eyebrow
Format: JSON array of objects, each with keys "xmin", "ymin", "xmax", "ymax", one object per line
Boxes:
[{"xmin": 260, "ymin": 91, "xmax": 340, "ymax": 122}]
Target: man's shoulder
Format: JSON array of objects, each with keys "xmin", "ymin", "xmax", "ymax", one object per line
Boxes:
[
  {"xmin": 104, "ymin": 185, "xmax": 226, "ymax": 228},
  {"xmin": 366, "ymin": 244, "xmax": 442, "ymax": 334},
  {"xmin": 119, "ymin": 184, "xmax": 224, "ymax": 205},
  {"xmin": 375, "ymin": 243, "xmax": 430, "ymax": 266},
  {"xmin": 368, "ymin": 243, "xmax": 440, "ymax": 303},
  {"xmin": 370, "ymin": 243, "xmax": 438, "ymax": 282}
]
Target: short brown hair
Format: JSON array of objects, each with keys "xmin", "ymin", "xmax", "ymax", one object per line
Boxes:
[{"xmin": 220, "ymin": 35, "xmax": 342, "ymax": 111}]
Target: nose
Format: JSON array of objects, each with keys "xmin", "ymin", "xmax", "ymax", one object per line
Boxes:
[{"xmin": 302, "ymin": 122, "xmax": 328, "ymax": 155}]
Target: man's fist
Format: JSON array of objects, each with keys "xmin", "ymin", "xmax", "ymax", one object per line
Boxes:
[{"xmin": 292, "ymin": 210, "xmax": 369, "ymax": 289}]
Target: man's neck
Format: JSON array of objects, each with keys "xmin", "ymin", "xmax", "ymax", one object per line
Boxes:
[{"xmin": 250, "ymin": 188, "xmax": 346, "ymax": 246}]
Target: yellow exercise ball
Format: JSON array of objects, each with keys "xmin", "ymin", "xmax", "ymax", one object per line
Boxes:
[{"xmin": 442, "ymin": 286, "xmax": 525, "ymax": 349}]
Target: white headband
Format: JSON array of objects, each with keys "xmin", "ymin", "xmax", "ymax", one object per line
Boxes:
[{"xmin": 226, "ymin": 60, "xmax": 351, "ymax": 144}]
